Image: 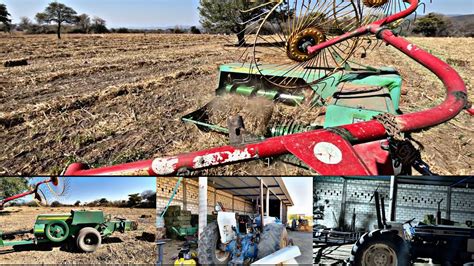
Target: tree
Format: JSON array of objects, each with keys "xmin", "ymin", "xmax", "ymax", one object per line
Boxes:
[
  {"xmin": 198, "ymin": 0, "xmax": 258, "ymax": 45},
  {"xmin": 76, "ymin": 13, "xmax": 91, "ymax": 33},
  {"xmin": 128, "ymin": 193, "xmax": 142, "ymax": 207},
  {"xmin": 18, "ymin": 17, "xmax": 33, "ymax": 32},
  {"xmin": 36, "ymin": 2, "xmax": 78, "ymax": 39},
  {"xmin": 98, "ymin": 198, "xmax": 109, "ymax": 205},
  {"xmin": 0, "ymin": 177, "xmax": 29, "ymax": 198},
  {"xmin": 412, "ymin": 13, "xmax": 452, "ymax": 37},
  {"xmin": 190, "ymin": 26, "xmax": 201, "ymax": 34},
  {"xmin": 90, "ymin": 17, "xmax": 108, "ymax": 33},
  {"xmin": 0, "ymin": 4, "xmax": 12, "ymax": 32},
  {"xmin": 50, "ymin": 201, "xmax": 62, "ymax": 207},
  {"xmin": 74, "ymin": 200, "xmax": 81, "ymax": 206},
  {"xmin": 141, "ymin": 190, "xmax": 156, "ymax": 207}
]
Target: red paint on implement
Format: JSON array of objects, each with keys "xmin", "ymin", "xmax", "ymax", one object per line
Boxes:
[{"xmin": 63, "ymin": 0, "xmax": 468, "ymax": 176}]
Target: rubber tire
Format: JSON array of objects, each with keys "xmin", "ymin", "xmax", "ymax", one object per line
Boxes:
[
  {"xmin": 349, "ymin": 229, "xmax": 410, "ymax": 266},
  {"xmin": 257, "ymin": 223, "xmax": 289, "ymax": 259},
  {"xmin": 197, "ymin": 222, "xmax": 231, "ymax": 265},
  {"xmin": 76, "ymin": 227, "xmax": 102, "ymax": 253},
  {"xmin": 45, "ymin": 220, "xmax": 69, "ymax": 243}
]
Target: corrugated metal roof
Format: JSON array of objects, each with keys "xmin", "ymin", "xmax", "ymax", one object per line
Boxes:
[{"xmin": 206, "ymin": 177, "xmax": 294, "ymax": 206}]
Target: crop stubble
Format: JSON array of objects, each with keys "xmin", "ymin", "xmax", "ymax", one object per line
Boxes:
[{"xmin": 0, "ymin": 34, "xmax": 472, "ymax": 175}]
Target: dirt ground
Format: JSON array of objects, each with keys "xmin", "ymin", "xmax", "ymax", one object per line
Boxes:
[
  {"xmin": 0, "ymin": 34, "xmax": 472, "ymax": 175},
  {"xmin": 288, "ymin": 231, "xmax": 313, "ymax": 264},
  {"xmin": 0, "ymin": 206, "xmax": 157, "ymax": 264}
]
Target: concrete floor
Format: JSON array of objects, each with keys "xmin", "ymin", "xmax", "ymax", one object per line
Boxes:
[
  {"xmin": 288, "ymin": 231, "xmax": 313, "ymax": 264},
  {"xmin": 312, "ymin": 243, "xmax": 444, "ymax": 265},
  {"xmin": 159, "ymin": 232, "xmax": 313, "ymax": 265}
]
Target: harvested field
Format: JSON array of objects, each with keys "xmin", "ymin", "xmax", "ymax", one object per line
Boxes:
[
  {"xmin": 0, "ymin": 206, "xmax": 156, "ymax": 264},
  {"xmin": 0, "ymin": 34, "xmax": 472, "ymax": 175}
]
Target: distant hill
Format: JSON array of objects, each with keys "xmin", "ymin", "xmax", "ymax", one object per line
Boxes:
[{"xmin": 448, "ymin": 14, "xmax": 474, "ymax": 37}]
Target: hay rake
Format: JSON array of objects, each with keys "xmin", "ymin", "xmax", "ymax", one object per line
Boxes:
[
  {"xmin": 64, "ymin": 0, "xmax": 470, "ymax": 176},
  {"xmin": 0, "ymin": 177, "xmax": 70, "ymax": 209}
]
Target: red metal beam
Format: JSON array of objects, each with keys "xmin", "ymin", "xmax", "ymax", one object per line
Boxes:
[{"xmin": 63, "ymin": 0, "xmax": 468, "ymax": 176}]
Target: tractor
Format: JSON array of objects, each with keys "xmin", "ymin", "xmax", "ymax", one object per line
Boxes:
[
  {"xmin": 198, "ymin": 205, "xmax": 301, "ymax": 265},
  {"xmin": 62, "ymin": 0, "xmax": 471, "ymax": 177},
  {"xmin": 349, "ymin": 190, "xmax": 474, "ymax": 265},
  {"xmin": 0, "ymin": 210, "xmax": 138, "ymax": 253}
]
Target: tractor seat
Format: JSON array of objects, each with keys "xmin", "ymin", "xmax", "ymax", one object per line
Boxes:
[{"xmin": 329, "ymin": 83, "xmax": 395, "ymax": 113}]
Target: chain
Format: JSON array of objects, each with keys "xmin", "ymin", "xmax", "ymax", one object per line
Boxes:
[{"xmin": 374, "ymin": 113, "xmax": 403, "ymax": 141}]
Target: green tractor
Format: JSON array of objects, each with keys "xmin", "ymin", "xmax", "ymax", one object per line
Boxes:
[{"xmin": 0, "ymin": 210, "xmax": 138, "ymax": 253}]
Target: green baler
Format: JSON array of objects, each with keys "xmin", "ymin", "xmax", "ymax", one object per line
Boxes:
[
  {"xmin": 0, "ymin": 210, "xmax": 137, "ymax": 253},
  {"xmin": 182, "ymin": 63, "xmax": 402, "ymax": 135}
]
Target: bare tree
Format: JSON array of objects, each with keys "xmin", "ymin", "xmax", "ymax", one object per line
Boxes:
[{"xmin": 76, "ymin": 13, "xmax": 91, "ymax": 33}]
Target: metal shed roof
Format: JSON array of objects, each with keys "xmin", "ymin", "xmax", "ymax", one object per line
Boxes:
[{"xmin": 206, "ymin": 177, "xmax": 294, "ymax": 206}]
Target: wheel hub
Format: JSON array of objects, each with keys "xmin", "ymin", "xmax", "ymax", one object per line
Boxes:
[
  {"xmin": 286, "ymin": 27, "xmax": 326, "ymax": 62},
  {"xmin": 362, "ymin": 243, "xmax": 397, "ymax": 266},
  {"xmin": 363, "ymin": 0, "xmax": 389, "ymax": 8}
]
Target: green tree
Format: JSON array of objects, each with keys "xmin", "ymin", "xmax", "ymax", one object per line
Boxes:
[
  {"xmin": 198, "ymin": 0, "xmax": 257, "ymax": 45},
  {"xmin": 74, "ymin": 200, "xmax": 81, "ymax": 206},
  {"xmin": 36, "ymin": 2, "xmax": 78, "ymax": 39},
  {"xmin": 412, "ymin": 13, "xmax": 452, "ymax": 37},
  {"xmin": 0, "ymin": 4, "xmax": 12, "ymax": 32},
  {"xmin": 128, "ymin": 193, "xmax": 142, "ymax": 207},
  {"xmin": 0, "ymin": 177, "xmax": 28, "ymax": 198},
  {"xmin": 98, "ymin": 198, "xmax": 109, "ymax": 205},
  {"xmin": 190, "ymin": 26, "xmax": 201, "ymax": 34},
  {"xmin": 50, "ymin": 200, "xmax": 62, "ymax": 207}
]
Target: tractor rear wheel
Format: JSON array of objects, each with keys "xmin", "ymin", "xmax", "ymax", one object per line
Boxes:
[
  {"xmin": 350, "ymin": 229, "xmax": 409, "ymax": 266},
  {"xmin": 198, "ymin": 222, "xmax": 231, "ymax": 265},
  {"xmin": 257, "ymin": 223, "xmax": 289, "ymax": 259},
  {"xmin": 76, "ymin": 227, "xmax": 102, "ymax": 253}
]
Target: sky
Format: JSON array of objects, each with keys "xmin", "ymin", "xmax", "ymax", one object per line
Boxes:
[
  {"xmin": 283, "ymin": 177, "xmax": 312, "ymax": 216},
  {"xmin": 2, "ymin": 0, "xmax": 473, "ymax": 28},
  {"xmin": 26, "ymin": 177, "xmax": 156, "ymax": 204}
]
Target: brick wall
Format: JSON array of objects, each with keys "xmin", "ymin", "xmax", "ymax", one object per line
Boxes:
[
  {"xmin": 314, "ymin": 177, "xmax": 474, "ymax": 231},
  {"xmin": 157, "ymin": 178, "xmax": 255, "ymax": 216}
]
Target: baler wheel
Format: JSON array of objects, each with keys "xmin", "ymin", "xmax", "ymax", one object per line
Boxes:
[
  {"xmin": 257, "ymin": 223, "xmax": 289, "ymax": 259},
  {"xmin": 349, "ymin": 229, "xmax": 409, "ymax": 266},
  {"xmin": 76, "ymin": 227, "xmax": 102, "ymax": 253},
  {"xmin": 197, "ymin": 222, "xmax": 230, "ymax": 265},
  {"xmin": 45, "ymin": 220, "xmax": 69, "ymax": 243}
]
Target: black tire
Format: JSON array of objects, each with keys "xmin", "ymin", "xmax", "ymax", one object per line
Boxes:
[
  {"xmin": 350, "ymin": 229, "xmax": 410, "ymax": 266},
  {"xmin": 76, "ymin": 227, "xmax": 102, "ymax": 253},
  {"xmin": 198, "ymin": 222, "xmax": 231, "ymax": 265},
  {"xmin": 257, "ymin": 223, "xmax": 289, "ymax": 259}
]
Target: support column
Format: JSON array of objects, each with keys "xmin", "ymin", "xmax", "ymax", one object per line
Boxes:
[
  {"xmin": 183, "ymin": 178, "xmax": 187, "ymax": 211},
  {"xmin": 338, "ymin": 179, "xmax": 347, "ymax": 229},
  {"xmin": 389, "ymin": 176, "xmax": 398, "ymax": 221},
  {"xmin": 198, "ymin": 177, "xmax": 208, "ymax": 240},
  {"xmin": 280, "ymin": 200, "xmax": 283, "ymax": 221},
  {"xmin": 446, "ymin": 187, "xmax": 452, "ymax": 220},
  {"xmin": 266, "ymin": 186, "xmax": 270, "ymax": 217},
  {"xmin": 232, "ymin": 195, "xmax": 235, "ymax": 212}
]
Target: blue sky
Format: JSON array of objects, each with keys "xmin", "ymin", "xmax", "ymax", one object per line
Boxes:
[
  {"xmin": 27, "ymin": 177, "xmax": 156, "ymax": 204},
  {"xmin": 283, "ymin": 177, "xmax": 312, "ymax": 216},
  {"xmin": 2, "ymin": 0, "xmax": 473, "ymax": 28}
]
